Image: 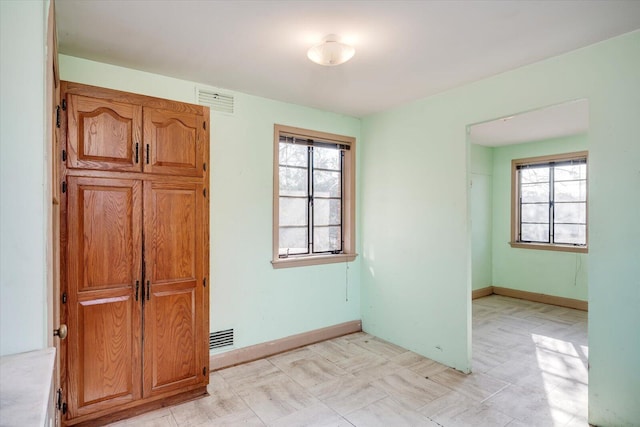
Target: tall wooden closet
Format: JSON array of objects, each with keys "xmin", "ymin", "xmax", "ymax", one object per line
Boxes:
[{"xmin": 59, "ymin": 82, "xmax": 210, "ymax": 426}]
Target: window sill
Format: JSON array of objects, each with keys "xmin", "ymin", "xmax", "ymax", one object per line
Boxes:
[
  {"xmin": 509, "ymin": 242, "xmax": 588, "ymax": 254},
  {"xmin": 271, "ymin": 253, "xmax": 358, "ymax": 269}
]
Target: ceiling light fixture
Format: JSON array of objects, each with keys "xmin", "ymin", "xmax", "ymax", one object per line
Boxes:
[{"xmin": 307, "ymin": 34, "xmax": 355, "ymax": 66}]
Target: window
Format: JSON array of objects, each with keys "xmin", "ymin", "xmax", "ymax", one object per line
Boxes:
[
  {"xmin": 511, "ymin": 151, "xmax": 588, "ymax": 253},
  {"xmin": 272, "ymin": 124, "xmax": 356, "ymax": 268}
]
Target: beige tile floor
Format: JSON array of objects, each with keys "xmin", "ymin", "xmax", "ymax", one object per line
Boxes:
[{"xmin": 109, "ymin": 295, "xmax": 588, "ymax": 426}]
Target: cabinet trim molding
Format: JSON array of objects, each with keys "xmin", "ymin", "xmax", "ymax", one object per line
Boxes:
[{"xmin": 62, "ymin": 81, "xmax": 206, "ymax": 115}]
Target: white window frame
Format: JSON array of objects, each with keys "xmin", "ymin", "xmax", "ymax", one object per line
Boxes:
[
  {"xmin": 272, "ymin": 124, "xmax": 357, "ymax": 268},
  {"xmin": 511, "ymin": 151, "xmax": 588, "ymax": 253}
]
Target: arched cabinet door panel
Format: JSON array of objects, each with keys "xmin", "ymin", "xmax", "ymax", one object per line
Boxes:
[
  {"xmin": 143, "ymin": 108, "xmax": 205, "ymax": 177},
  {"xmin": 67, "ymin": 95, "xmax": 143, "ymax": 172}
]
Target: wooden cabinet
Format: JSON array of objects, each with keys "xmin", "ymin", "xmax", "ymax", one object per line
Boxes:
[
  {"xmin": 66, "ymin": 95, "xmax": 205, "ymax": 177},
  {"xmin": 60, "ymin": 82, "xmax": 209, "ymax": 426}
]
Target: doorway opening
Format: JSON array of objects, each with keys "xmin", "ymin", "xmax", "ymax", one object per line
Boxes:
[{"xmin": 466, "ymin": 99, "xmax": 590, "ymax": 424}]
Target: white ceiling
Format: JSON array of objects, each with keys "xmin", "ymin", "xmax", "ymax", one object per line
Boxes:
[
  {"xmin": 55, "ymin": 1, "xmax": 640, "ymax": 118},
  {"xmin": 469, "ymin": 99, "xmax": 590, "ymax": 147}
]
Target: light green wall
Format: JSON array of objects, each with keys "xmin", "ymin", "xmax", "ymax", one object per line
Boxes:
[
  {"xmin": 59, "ymin": 55, "xmax": 362, "ymax": 352},
  {"xmin": 361, "ymin": 99, "xmax": 472, "ymax": 372},
  {"xmin": 470, "ymin": 144, "xmax": 493, "ymax": 290},
  {"xmin": 491, "ymin": 135, "xmax": 588, "ymax": 301},
  {"xmin": 0, "ymin": 0, "xmax": 49, "ymax": 356},
  {"xmin": 361, "ymin": 31, "xmax": 640, "ymax": 425}
]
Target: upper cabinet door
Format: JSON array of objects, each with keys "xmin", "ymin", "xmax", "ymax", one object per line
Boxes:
[
  {"xmin": 143, "ymin": 108, "xmax": 204, "ymax": 177},
  {"xmin": 67, "ymin": 95, "xmax": 143, "ymax": 172}
]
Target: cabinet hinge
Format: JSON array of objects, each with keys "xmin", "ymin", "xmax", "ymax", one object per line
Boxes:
[
  {"xmin": 61, "ymin": 99, "xmax": 67, "ymax": 111},
  {"xmin": 62, "ymin": 149, "xmax": 66, "ymax": 161},
  {"xmin": 203, "ymin": 162, "xmax": 206, "ymax": 171},
  {"xmin": 203, "ymin": 277, "xmax": 206, "ymax": 287},
  {"xmin": 203, "ymin": 121, "xmax": 206, "ymax": 130},
  {"xmin": 203, "ymin": 366, "xmax": 207, "ymax": 376},
  {"xmin": 56, "ymin": 106, "xmax": 61, "ymax": 128},
  {"xmin": 203, "ymin": 188, "xmax": 206, "ymax": 198},
  {"xmin": 61, "ymin": 181, "xmax": 67, "ymax": 193},
  {"xmin": 62, "ymin": 292, "xmax": 67, "ymax": 304},
  {"xmin": 56, "ymin": 388, "xmax": 67, "ymax": 414}
]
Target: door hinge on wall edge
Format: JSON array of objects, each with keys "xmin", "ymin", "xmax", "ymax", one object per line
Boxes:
[
  {"xmin": 62, "ymin": 149, "xmax": 67, "ymax": 161},
  {"xmin": 203, "ymin": 366, "xmax": 207, "ymax": 376},
  {"xmin": 203, "ymin": 121, "xmax": 206, "ymax": 130},
  {"xmin": 203, "ymin": 188, "xmax": 206, "ymax": 198},
  {"xmin": 61, "ymin": 181, "xmax": 67, "ymax": 193},
  {"xmin": 61, "ymin": 99, "xmax": 66, "ymax": 110},
  {"xmin": 56, "ymin": 106, "xmax": 61, "ymax": 128},
  {"xmin": 62, "ymin": 292, "xmax": 67, "ymax": 304},
  {"xmin": 203, "ymin": 277, "xmax": 206, "ymax": 287}
]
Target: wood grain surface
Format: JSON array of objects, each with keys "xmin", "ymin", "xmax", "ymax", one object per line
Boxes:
[
  {"xmin": 143, "ymin": 107, "xmax": 204, "ymax": 177},
  {"xmin": 66, "ymin": 177, "xmax": 142, "ymax": 417},
  {"xmin": 67, "ymin": 94, "xmax": 142, "ymax": 172},
  {"xmin": 143, "ymin": 181, "xmax": 204, "ymax": 397}
]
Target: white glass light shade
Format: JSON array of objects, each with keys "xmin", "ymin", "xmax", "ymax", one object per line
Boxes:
[{"xmin": 307, "ymin": 35, "xmax": 355, "ymax": 66}]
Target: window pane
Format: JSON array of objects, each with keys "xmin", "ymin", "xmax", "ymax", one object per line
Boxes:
[
  {"xmin": 279, "ymin": 197, "xmax": 307, "ymax": 226},
  {"xmin": 279, "ymin": 143, "xmax": 307, "ymax": 167},
  {"xmin": 555, "ymin": 164, "xmax": 586, "ymax": 181},
  {"xmin": 313, "ymin": 170, "xmax": 341, "ymax": 197},
  {"xmin": 521, "ymin": 223, "xmax": 549, "ymax": 242},
  {"xmin": 521, "ymin": 183, "xmax": 549, "ymax": 203},
  {"xmin": 521, "ymin": 203, "xmax": 549, "ymax": 223},
  {"xmin": 279, "ymin": 227, "xmax": 308, "ymax": 255},
  {"xmin": 555, "ymin": 224, "xmax": 586, "ymax": 245},
  {"xmin": 555, "ymin": 202, "xmax": 586, "ymax": 223},
  {"xmin": 520, "ymin": 167, "xmax": 549, "ymax": 184},
  {"xmin": 279, "ymin": 166, "xmax": 307, "ymax": 197},
  {"xmin": 314, "ymin": 198, "xmax": 341, "ymax": 226},
  {"xmin": 555, "ymin": 181, "xmax": 587, "ymax": 202},
  {"xmin": 313, "ymin": 226, "xmax": 341, "ymax": 253},
  {"xmin": 314, "ymin": 146, "xmax": 341, "ymax": 170}
]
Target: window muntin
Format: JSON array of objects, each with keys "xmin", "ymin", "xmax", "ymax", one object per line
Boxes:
[
  {"xmin": 512, "ymin": 152, "xmax": 587, "ymax": 251},
  {"xmin": 273, "ymin": 125, "xmax": 356, "ymax": 267}
]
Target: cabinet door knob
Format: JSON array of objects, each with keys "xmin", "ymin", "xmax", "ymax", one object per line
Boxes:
[{"xmin": 53, "ymin": 324, "xmax": 68, "ymax": 340}]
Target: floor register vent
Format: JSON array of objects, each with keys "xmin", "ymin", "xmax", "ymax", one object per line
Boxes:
[
  {"xmin": 209, "ymin": 329, "xmax": 234, "ymax": 350},
  {"xmin": 196, "ymin": 87, "xmax": 235, "ymax": 114}
]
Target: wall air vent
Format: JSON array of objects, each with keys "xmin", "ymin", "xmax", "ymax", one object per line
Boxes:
[
  {"xmin": 196, "ymin": 87, "xmax": 234, "ymax": 114},
  {"xmin": 209, "ymin": 329, "xmax": 234, "ymax": 349}
]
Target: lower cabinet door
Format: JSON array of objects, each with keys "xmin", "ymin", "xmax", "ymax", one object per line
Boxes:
[
  {"xmin": 142, "ymin": 180, "xmax": 205, "ymax": 397},
  {"xmin": 66, "ymin": 176, "xmax": 143, "ymax": 417}
]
